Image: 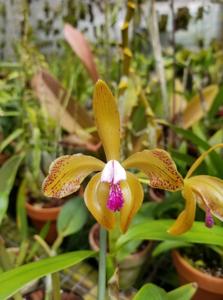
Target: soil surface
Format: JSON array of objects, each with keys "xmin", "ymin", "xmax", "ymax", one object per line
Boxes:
[{"xmin": 181, "ymin": 246, "xmax": 223, "ymax": 278}]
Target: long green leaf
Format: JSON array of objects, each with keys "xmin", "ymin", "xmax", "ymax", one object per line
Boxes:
[
  {"xmin": 133, "ymin": 283, "xmax": 166, "ymax": 300},
  {"xmin": 0, "ymin": 250, "xmax": 95, "ymax": 299},
  {"xmin": 152, "ymin": 241, "xmax": 191, "ymax": 257},
  {"xmin": 170, "ymin": 125, "xmax": 223, "ymax": 177},
  {"xmin": 0, "ymin": 129, "xmax": 23, "ymax": 153},
  {"xmin": 116, "ymin": 220, "xmax": 223, "ymax": 249},
  {"xmin": 0, "ymin": 154, "xmax": 24, "ymax": 224},
  {"xmin": 170, "ymin": 150, "xmax": 195, "ymax": 165},
  {"xmin": 167, "ymin": 283, "xmax": 197, "ymax": 300},
  {"xmin": 16, "ymin": 179, "xmax": 28, "ymax": 241}
]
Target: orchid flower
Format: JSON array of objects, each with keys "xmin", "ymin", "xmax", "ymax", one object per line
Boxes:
[
  {"xmin": 43, "ymin": 80, "xmax": 183, "ymax": 232},
  {"xmin": 169, "ymin": 143, "xmax": 223, "ymax": 235}
]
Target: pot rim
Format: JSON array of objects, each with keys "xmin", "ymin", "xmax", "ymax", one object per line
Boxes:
[
  {"xmin": 172, "ymin": 250, "xmax": 223, "ymax": 293},
  {"xmin": 25, "ymin": 201, "xmax": 61, "ymax": 221}
]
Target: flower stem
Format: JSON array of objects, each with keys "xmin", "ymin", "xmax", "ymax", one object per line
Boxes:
[
  {"xmin": 51, "ymin": 273, "xmax": 61, "ymax": 300},
  {"xmin": 98, "ymin": 226, "xmax": 107, "ymax": 300}
]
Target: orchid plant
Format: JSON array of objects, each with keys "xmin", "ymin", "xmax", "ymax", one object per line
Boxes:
[
  {"xmin": 43, "ymin": 80, "xmax": 183, "ymax": 297},
  {"xmin": 42, "ymin": 80, "xmax": 223, "ymax": 298}
]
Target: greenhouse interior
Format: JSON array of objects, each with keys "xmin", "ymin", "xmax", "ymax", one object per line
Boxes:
[{"xmin": 0, "ymin": 0, "xmax": 223, "ymax": 299}]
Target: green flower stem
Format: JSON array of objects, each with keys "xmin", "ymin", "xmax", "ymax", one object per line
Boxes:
[
  {"xmin": 51, "ymin": 272, "xmax": 61, "ymax": 300},
  {"xmin": 98, "ymin": 226, "xmax": 107, "ymax": 300},
  {"xmin": 109, "ymin": 215, "xmax": 122, "ymax": 256},
  {"xmin": 52, "ymin": 234, "xmax": 64, "ymax": 253}
]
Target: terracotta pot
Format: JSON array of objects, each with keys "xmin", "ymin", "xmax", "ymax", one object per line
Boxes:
[
  {"xmin": 172, "ymin": 250, "xmax": 223, "ymax": 300},
  {"xmin": 25, "ymin": 201, "xmax": 61, "ymax": 244},
  {"xmin": 89, "ymin": 223, "xmax": 151, "ymax": 290}
]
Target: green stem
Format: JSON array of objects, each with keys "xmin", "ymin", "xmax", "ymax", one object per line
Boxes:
[
  {"xmin": 51, "ymin": 234, "xmax": 64, "ymax": 253},
  {"xmin": 98, "ymin": 227, "xmax": 107, "ymax": 300},
  {"xmin": 51, "ymin": 273, "xmax": 61, "ymax": 300}
]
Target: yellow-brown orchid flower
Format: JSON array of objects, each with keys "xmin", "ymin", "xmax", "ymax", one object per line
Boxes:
[
  {"xmin": 169, "ymin": 143, "xmax": 223, "ymax": 235},
  {"xmin": 43, "ymin": 80, "xmax": 183, "ymax": 232}
]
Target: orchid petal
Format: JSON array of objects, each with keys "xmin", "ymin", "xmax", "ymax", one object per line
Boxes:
[
  {"xmin": 93, "ymin": 80, "xmax": 120, "ymax": 161},
  {"xmin": 84, "ymin": 173, "xmax": 115, "ymax": 230},
  {"xmin": 120, "ymin": 172, "xmax": 144, "ymax": 233},
  {"xmin": 122, "ymin": 149, "xmax": 183, "ymax": 191},
  {"xmin": 168, "ymin": 182, "xmax": 196, "ymax": 235},
  {"xmin": 42, "ymin": 154, "xmax": 104, "ymax": 198},
  {"xmin": 101, "ymin": 160, "xmax": 126, "ymax": 184},
  {"xmin": 186, "ymin": 175, "xmax": 223, "ymax": 222}
]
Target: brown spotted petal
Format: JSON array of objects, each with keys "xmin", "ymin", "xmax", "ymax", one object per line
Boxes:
[
  {"xmin": 186, "ymin": 175, "xmax": 223, "ymax": 222},
  {"xmin": 42, "ymin": 154, "xmax": 104, "ymax": 198},
  {"xmin": 84, "ymin": 173, "xmax": 115, "ymax": 230},
  {"xmin": 122, "ymin": 149, "xmax": 183, "ymax": 191},
  {"xmin": 120, "ymin": 172, "xmax": 144, "ymax": 233}
]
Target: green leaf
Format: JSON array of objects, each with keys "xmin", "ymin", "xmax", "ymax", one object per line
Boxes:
[
  {"xmin": 0, "ymin": 128, "xmax": 24, "ymax": 152},
  {"xmin": 167, "ymin": 283, "xmax": 197, "ymax": 300},
  {"xmin": 116, "ymin": 220, "xmax": 223, "ymax": 249},
  {"xmin": 0, "ymin": 154, "xmax": 24, "ymax": 224},
  {"xmin": 133, "ymin": 282, "xmax": 197, "ymax": 300},
  {"xmin": 170, "ymin": 125, "xmax": 223, "ymax": 177},
  {"xmin": 208, "ymin": 85, "xmax": 223, "ymax": 118},
  {"xmin": 170, "ymin": 149, "xmax": 194, "ymax": 167},
  {"xmin": 152, "ymin": 241, "xmax": 191, "ymax": 257},
  {"xmin": 0, "ymin": 250, "xmax": 95, "ymax": 299},
  {"xmin": 133, "ymin": 283, "xmax": 166, "ymax": 300},
  {"xmin": 57, "ymin": 196, "xmax": 87, "ymax": 237},
  {"xmin": 16, "ymin": 179, "xmax": 28, "ymax": 241}
]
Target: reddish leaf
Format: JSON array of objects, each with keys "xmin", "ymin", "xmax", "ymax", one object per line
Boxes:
[
  {"xmin": 31, "ymin": 70, "xmax": 93, "ymax": 142},
  {"xmin": 64, "ymin": 23, "xmax": 99, "ymax": 83}
]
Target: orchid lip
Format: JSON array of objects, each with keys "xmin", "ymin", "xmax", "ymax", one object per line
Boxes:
[{"xmin": 107, "ymin": 182, "xmax": 124, "ymax": 211}]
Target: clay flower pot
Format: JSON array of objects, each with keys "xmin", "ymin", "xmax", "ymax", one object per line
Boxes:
[
  {"xmin": 89, "ymin": 223, "xmax": 151, "ymax": 290},
  {"xmin": 25, "ymin": 201, "xmax": 61, "ymax": 244},
  {"xmin": 172, "ymin": 250, "xmax": 223, "ymax": 300}
]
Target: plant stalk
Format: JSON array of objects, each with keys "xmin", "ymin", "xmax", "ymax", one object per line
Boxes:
[
  {"xmin": 51, "ymin": 273, "xmax": 61, "ymax": 300},
  {"xmin": 148, "ymin": 0, "xmax": 169, "ymax": 119},
  {"xmin": 98, "ymin": 226, "xmax": 107, "ymax": 300}
]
